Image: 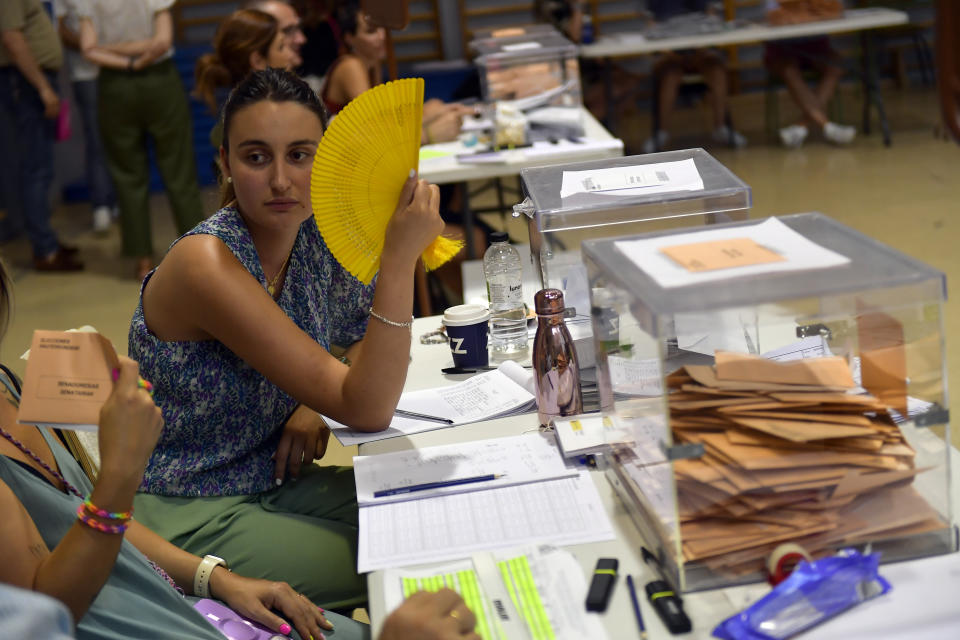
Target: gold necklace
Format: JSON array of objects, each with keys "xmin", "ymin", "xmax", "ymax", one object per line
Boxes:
[{"xmin": 267, "ymin": 250, "xmax": 292, "ymax": 296}]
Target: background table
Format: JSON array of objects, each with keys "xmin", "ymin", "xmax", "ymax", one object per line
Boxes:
[
  {"xmin": 580, "ymin": 8, "xmax": 909, "ymax": 146},
  {"xmin": 361, "ymin": 316, "xmax": 960, "ymax": 639},
  {"xmin": 418, "ymin": 107, "xmax": 623, "ymax": 258}
]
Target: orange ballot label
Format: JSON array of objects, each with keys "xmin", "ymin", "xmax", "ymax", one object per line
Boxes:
[
  {"xmin": 660, "ymin": 237, "xmax": 785, "ymax": 272},
  {"xmin": 17, "ymin": 330, "xmax": 120, "ymax": 431}
]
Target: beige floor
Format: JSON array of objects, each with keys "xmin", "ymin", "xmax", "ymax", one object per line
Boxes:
[{"xmin": 1, "ymin": 85, "xmax": 958, "ymax": 460}]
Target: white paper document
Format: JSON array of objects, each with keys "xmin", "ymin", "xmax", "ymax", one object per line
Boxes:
[
  {"xmin": 329, "ymin": 368, "xmax": 536, "ymax": 446},
  {"xmin": 382, "ymin": 545, "xmax": 609, "ymax": 640},
  {"xmin": 357, "ymin": 470, "xmax": 615, "ymax": 572},
  {"xmin": 560, "ymin": 157, "xmax": 703, "ymax": 198},
  {"xmin": 762, "ymin": 335, "xmax": 832, "ymax": 361},
  {"xmin": 615, "ymin": 217, "xmax": 851, "ymax": 289},
  {"xmin": 353, "ymin": 433, "xmax": 574, "ymax": 506}
]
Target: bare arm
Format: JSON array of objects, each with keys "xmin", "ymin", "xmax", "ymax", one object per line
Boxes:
[
  {"xmin": 0, "ymin": 29, "xmax": 58, "ymax": 118},
  {"xmin": 57, "ymin": 18, "xmax": 81, "ymax": 50},
  {"xmin": 143, "ymin": 178, "xmax": 443, "ymax": 431},
  {"xmin": 0, "ymin": 360, "xmax": 162, "ymax": 620},
  {"xmin": 327, "ymin": 55, "xmax": 374, "ymax": 107}
]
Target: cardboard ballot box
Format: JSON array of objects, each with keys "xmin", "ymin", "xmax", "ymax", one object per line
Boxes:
[{"xmin": 583, "ymin": 213, "xmax": 955, "ymax": 592}]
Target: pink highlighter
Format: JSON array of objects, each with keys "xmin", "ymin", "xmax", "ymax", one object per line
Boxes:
[{"xmin": 193, "ymin": 599, "xmax": 289, "ymax": 640}]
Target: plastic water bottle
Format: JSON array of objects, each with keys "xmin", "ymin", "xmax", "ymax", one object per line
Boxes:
[
  {"xmin": 580, "ymin": 8, "xmax": 594, "ymax": 44},
  {"xmin": 483, "ymin": 231, "xmax": 529, "ymax": 359}
]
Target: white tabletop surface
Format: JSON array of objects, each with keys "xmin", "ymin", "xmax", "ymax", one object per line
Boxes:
[
  {"xmin": 362, "ymin": 315, "xmax": 960, "ymax": 639},
  {"xmin": 418, "ymin": 107, "xmax": 623, "ymax": 186},
  {"xmin": 580, "ymin": 8, "xmax": 909, "ymax": 59}
]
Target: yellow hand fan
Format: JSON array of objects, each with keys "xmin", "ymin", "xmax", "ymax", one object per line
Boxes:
[{"xmin": 311, "ymin": 77, "xmax": 464, "ymax": 284}]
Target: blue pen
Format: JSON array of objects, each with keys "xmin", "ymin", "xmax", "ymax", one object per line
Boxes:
[
  {"xmin": 626, "ymin": 574, "xmax": 647, "ymax": 639},
  {"xmin": 374, "ymin": 474, "xmax": 503, "ymax": 498}
]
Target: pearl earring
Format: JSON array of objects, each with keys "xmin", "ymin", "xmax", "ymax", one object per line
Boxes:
[{"xmin": 226, "ymin": 176, "xmax": 232, "ymax": 183}]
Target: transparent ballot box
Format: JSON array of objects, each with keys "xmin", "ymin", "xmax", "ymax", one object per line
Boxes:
[
  {"xmin": 583, "ymin": 213, "xmax": 955, "ymax": 592},
  {"xmin": 471, "ymin": 27, "xmax": 583, "ymax": 139},
  {"xmin": 513, "ymin": 149, "xmax": 751, "ymax": 326}
]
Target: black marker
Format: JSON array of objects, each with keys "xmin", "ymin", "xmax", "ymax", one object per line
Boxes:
[
  {"xmin": 585, "ymin": 558, "xmax": 618, "ymax": 612},
  {"xmin": 645, "ymin": 580, "xmax": 691, "ymax": 634}
]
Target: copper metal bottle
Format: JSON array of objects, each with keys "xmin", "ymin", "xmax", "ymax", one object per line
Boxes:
[{"xmin": 532, "ymin": 288, "xmax": 582, "ymax": 426}]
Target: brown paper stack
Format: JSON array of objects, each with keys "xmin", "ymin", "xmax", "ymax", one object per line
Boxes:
[{"xmin": 666, "ymin": 352, "xmax": 945, "ymax": 575}]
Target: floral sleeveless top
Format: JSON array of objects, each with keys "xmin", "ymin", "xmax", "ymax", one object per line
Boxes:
[{"xmin": 130, "ymin": 207, "xmax": 375, "ymax": 496}]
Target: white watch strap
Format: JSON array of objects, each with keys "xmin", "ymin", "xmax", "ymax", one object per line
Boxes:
[{"xmin": 194, "ymin": 555, "xmax": 227, "ymax": 598}]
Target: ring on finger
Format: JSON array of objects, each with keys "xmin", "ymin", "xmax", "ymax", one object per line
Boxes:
[{"xmin": 450, "ymin": 609, "xmax": 460, "ymax": 620}]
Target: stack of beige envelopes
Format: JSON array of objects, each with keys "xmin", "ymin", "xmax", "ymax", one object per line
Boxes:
[{"xmin": 665, "ymin": 351, "xmax": 945, "ymax": 575}]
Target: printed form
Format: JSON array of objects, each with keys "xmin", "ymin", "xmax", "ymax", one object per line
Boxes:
[
  {"xmin": 358, "ymin": 470, "xmax": 614, "ymax": 572},
  {"xmin": 382, "ymin": 545, "xmax": 609, "ymax": 640}
]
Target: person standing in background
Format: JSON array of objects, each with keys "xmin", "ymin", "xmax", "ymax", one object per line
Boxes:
[
  {"xmin": 55, "ymin": 0, "xmax": 117, "ymax": 234},
  {"xmin": 76, "ymin": 0, "xmax": 204, "ymax": 282},
  {"xmin": 0, "ymin": 0, "xmax": 84, "ymax": 271}
]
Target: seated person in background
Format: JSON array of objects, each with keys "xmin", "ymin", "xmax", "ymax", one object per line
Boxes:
[
  {"xmin": 291, "ymin": 0, "xmax": 342, "ymax": 92},
  {"xmin": 643, "ymin": 0, "xmax": 747, "ymax": 152},
  {"xmin": 194, "ymin": 8, "xmax": 299, "ymax": 147},
  {"xmin": 321, "ymin": 0, "xmax": 470, "ymax": 143},
  {"xmin": 129, "ymin": 69, "xmax": 444, "ymax": 610},
  {"xmin": 764, "ymin": 0, "xmax": 855, "ymax": 147},
  {"xmin": 322, "ymin": 1, "xmax": 484, "ymax": 304}
]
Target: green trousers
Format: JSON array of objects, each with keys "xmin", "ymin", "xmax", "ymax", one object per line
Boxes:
[
  {"xmin": 134, "ymin": 464, "xmax": 368, "ymax": 614},
  {"xmin": 98, "ymin": 59, "xmax": 203, "ymax": 258}
]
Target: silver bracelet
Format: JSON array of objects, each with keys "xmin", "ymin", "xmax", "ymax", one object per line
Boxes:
[{"xmin": 369, "ymin": 308, "xmax": 414, "ymax": 329}]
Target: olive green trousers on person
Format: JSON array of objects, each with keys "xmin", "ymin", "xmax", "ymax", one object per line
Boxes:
[
  {"xmin": 133, "ymin": 464, "xmax": 368, "ymax": 614},
  {"xmin": 98, "ymin": 59, "xmax": 203, "ymax": 258}
]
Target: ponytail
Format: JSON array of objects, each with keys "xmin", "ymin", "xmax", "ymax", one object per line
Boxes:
[{"xmin": 194, "ymin": 53, "xmax": 233, "ymax": 113}]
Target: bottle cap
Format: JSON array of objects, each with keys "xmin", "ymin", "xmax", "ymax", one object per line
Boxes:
[
  {"xmin": 489, "ymin": 231, "xmax": 509, "ymax": 243},
  {"xmin": 534, "ymin": 288, "xmax": 565, "ymax": 315}
]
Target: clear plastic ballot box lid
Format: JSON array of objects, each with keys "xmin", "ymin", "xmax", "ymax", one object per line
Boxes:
[
  {"xmin": 513, "ymin": 148, "xmax": 752, "ymax": 233},
  {"xmin": 471, "ymin": 23, "xmax": 557, "ymax": 43},
  {"xmin": 580, "ymin": 212, "xmax": 946, "ymax": 317},
  {"xmin": 471, "ymin": 28, "xmax": 578, "ymax": 68}
]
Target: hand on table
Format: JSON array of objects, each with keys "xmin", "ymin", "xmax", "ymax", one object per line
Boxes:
[{"xmin": 380, "ymin": 589, "xmax": 480, "ymax": 640}]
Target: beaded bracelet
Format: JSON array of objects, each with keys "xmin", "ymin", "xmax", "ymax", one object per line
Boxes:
[
  {"xmin": 76, "ymin": 504, "xmax": 129, "ymax": 534},
  {"xmin": 83, "ymin": 497, "xmax": 133, "ymax": 522}
]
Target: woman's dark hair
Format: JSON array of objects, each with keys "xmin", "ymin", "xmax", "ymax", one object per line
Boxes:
[
  {"xmin": 0, "ymin": 258, "xmax": 11, "ymax": 340},
  {"xmin": 336, "ymin": 0, "xmax": 361, "ymax": 38},
  {"xmin": 194, "ymin": 9, "xmax": 280, "ymax": 113},
  {"xmin": 218, "ymin": 68, "xmax": 328, "ymax": 207}
]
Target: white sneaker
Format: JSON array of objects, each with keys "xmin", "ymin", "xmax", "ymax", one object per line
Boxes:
[
  {"xmin": 642, "ymin": 129, "xmax": 670, "ymax": 154},
  {"xmin": 823, "ymin": 121, "xmax": 856, "ymax": 145},
  {"xmin": 712, "ymin": 125, "xmax": 748, "ymax": 148},
  {"xmin": 779, "ymin": 124, "xmax": 808, "ymax": 149},
  {"xmin": 92, "ymin": 206, "xmax": 112, "ymax": 233}
]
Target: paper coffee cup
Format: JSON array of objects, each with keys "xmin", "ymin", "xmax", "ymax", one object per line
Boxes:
[{"xmin": 442, "ymin": 304, "xmax": 490, "ymax": 368}]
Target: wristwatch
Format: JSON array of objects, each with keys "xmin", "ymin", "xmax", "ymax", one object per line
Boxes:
[{"xmin": 193, "ymin": 555, "xmax": 228, "ymax": 598}]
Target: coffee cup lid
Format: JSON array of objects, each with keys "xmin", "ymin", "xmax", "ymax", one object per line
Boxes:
[{"xmin": 442, "ymin": 304, "xmax": 490, "ymax": 326}]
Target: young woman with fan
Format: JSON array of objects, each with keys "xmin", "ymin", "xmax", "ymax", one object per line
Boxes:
[{"xmin": 126, "ymin": 68, "xmax": 444, "ymax": 611}]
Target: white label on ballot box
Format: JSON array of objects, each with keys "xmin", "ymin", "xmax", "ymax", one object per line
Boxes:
[{"xmin": 559, "ymin": 157, "xmax": 704, "ymax": 198}]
